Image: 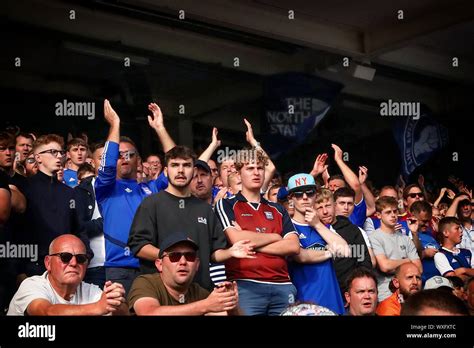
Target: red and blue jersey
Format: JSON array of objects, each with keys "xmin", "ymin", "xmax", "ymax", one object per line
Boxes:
[{"xmin": 215, "ymin": 192, "xmax": 296, "ymax": 283}]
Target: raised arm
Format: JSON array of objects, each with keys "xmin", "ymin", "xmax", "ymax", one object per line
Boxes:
[
  {"xmin": 309, "ymin": 153, "xmax": 328, "ymax": 180},
  {"xmin": 147, "ymin": 102, "xmax": 176, "ymax": 153},
  {"xmin": 446, "ymin": 194, "xmax": 470, "ymax": 217},
  {"xmin": 332, "ymin": 144, "xmax": 362, "ymax": 203},
  {"xmin": 358, "ymin": 166, "xmax": 376, "ymax": 217},
  {"xmin": 104, "ymin": 99, "xmax": 120, "ymax": 143},
  {"xmin": 199, "ymin": 127, "xmax": 221, "ymax": 162},
  {"xmin": 243, "ymin": 118, "xmax": 275, "ymax": 192}
]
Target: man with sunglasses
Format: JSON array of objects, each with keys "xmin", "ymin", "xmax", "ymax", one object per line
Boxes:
[
  {"xmin": 7, "ymin": 234, "xmax": 128, "ymax": 316},
  {"xmin": 23, "ymin": 134, "xmax": 85, "ymax": 277},
  {"xmin": 128, "ymin": 234, "xmax": 239, "ymax": 315},
  {"xmin": 95, "ymin": 100, "xmax": 174, "ymax": 295},
  {"xmin": 286, "ymin": 173, "xmax": 348, "ymax": 315}
]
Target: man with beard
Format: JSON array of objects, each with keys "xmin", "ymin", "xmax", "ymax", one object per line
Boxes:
[
  {"xmin": 376, "ymin": 262, "xmax": 422, "ymax": 315},
  {"xmin": 128, "ymin": 146, "xmax": 255, "ymax": 291},
  {"xmin": 369, "ymin": 197, "xmax": 422, "ymax": 301},
  {"xmin": 190, "ymin": 160, "xmax": 213, "ymax": 205},
  {"xmin": 95, "ymin": 100, "xmax": 171, "ymax": 294}
]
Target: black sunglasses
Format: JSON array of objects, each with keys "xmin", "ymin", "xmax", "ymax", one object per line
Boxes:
[
  {"xmin": 291, "ymin": 189, "xmax": 316, "ymax": 199},
  {"xmin": 162, "ymin": 251, "xmax": 197, "ymax": 263},
  {"xmin": 50, "ymin": 252, "xmax": 89, "ymax": 264},
  {"xmin": 408, "ymin": 192, "xmax": 424, "ymax": 198}
]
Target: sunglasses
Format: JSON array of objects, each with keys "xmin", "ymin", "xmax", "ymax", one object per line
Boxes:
[
  {"xmin": 162, "ymin": 251, "xmax": 197, "ymax": 263},
  {"xmin": 291, "ymin": 189, "xmax": 316, "ymax": 199},
  {"xmin": 408, "ymin": 192, "xmax": 424, "ymax": 198},
  {"xmin": 49, "ymin": 252, "xmax": 89, "ymax": 264},
  {"xmin": 119, "ymin": 150, "xmax": 137, "ymax": 160}
]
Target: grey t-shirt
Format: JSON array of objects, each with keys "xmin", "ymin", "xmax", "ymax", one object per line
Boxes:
[{"xmin": 369, "ymin": 228, "xmax": 419, "ymax": 301}]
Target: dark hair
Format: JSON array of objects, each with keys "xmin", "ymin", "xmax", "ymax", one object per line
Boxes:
[
  {"xmin": 77, "ymin": 163, "xmax": 95, "ymax": 180},
  {"xmin": 445, "ymin": 276, "xmax": 464, "ymax": 290},
  {"xmin": 344, "ymin": 267, "xmax": 378, "ymax": 293},
  {"xmin": 0, "ymin": 132, "xmax": 15, "ymax": 148},
  {"xmin": 164, "ymin": 145, "xmax": 196, "ymax": 166},
  {"xmin": 438, "ymin": 216, "xmax": 461, "ymax": 236},
  {"xmin": 403, "ymin": 184, "xmax": 423, "ymax": 200},
  {"xmin": 410, "ymin": 200, "xmax": 432, "ymax": 215},
  {"xmin": 90, "ymin": 141, "xmax": 106, "ymax": 154},
  {"xmin": 334, "ymin": 187, "xmax": 355, "ymax": 201},
  {"xmin": 401, "ymin": 289, "xmax": 469, "ymax": 315},
  {"xmin": 16, "ymin": 132, "xmax": 34, "ymax": 142},
  {"xmin": 67, "ymin": 138, "xmax": 89, "ymax": 151},
  {"xmin": 119, "ymin": 136, "xmax": 138, "ymax": 150},
  {"xmin": 328, "ymin": 174, "xmax": 345, "ymax": 184}
]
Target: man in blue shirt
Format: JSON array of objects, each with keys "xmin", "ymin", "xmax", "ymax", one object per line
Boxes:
[
  {"xmin": 95, "ymin": 100, "xmax": 174, "ymax": 294},
  {"xmin": 64, "ymin": 138, "xmax": 88, "ymax": 188},
  {"xmin": 287, "ymin": 173, "xmax": 349, "ymax": 314}
]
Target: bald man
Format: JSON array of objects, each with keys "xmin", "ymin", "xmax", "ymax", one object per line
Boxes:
[
  {"xmin": 7, "ymin": 234, "xmax": 128, "ymax": 316},
  {"xmin": 376, "ymin": 263, "xmax": 422, "ymax": 316}
]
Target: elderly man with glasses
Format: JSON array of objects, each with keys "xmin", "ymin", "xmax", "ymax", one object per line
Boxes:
[
  {"xmin": 128, "ymin": 233, "xmax": 239, "ymax": 315},
  {"xmin": 7, "ymin": 234, "xmax": 127, "ymax": 315}
]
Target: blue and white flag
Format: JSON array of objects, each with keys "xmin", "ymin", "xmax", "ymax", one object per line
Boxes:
[
  {"xmin": 262, "ymin": 73, "xmax": 343, "ymax": 158},
  {"xmin": 393, "ymin": 106, "xmax": 449, "ymax": 178}
]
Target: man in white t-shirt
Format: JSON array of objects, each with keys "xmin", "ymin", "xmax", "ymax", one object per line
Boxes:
[{"xmin": 7, "ymin": 234, "xmax": 128, "ymax": 316}]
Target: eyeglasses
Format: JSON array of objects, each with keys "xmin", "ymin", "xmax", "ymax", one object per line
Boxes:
[
  {"xmin": 291, "ymin": 189, "xmax": 316, "ymax": 199},
  {"xmin": 408, "ymin": 192, "xmax": 424, "ymax": 199},
  {"xmin": 37, "ymin": 149, "xmax": 66, "ymax": 158},
  {"xmin": 119, "ymin": 150, "xmax": 137, "ymax": 160},
  {"xmin": 49, "ymin": 252, "xmax": 89, "ymax": 264},
  {"xmin": 161, "ymin": 251, "xmax": 197, "ymax": 263},
  {"xmin": 25, "ymin": 158, "xmax": 36, "ymax": 164}
]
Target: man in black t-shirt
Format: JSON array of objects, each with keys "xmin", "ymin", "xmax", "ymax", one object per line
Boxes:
[{"xmin": 128, "ymin": 146, "xmax": 255, "ymax": 290}]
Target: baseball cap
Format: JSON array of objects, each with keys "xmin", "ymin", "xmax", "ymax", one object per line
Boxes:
[
  {"xmin": 158, "ymin": 233, "xmax": 199, "ymax": 258},
  {"xmin": 194, "ymin": 159, "xmax": 211, "ymax": 173},
  {"xmin": 424, "ymin": 276, "xmax": 454, "ymax": 290},
  {"xmin": 287, "ymin": 173, "xmax": 317, "ymax": 193}
]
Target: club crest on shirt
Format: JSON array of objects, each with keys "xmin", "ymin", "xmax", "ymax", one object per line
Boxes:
[
  {"xmin": 198, "ymin": 217, "xmax": 207, "ymax": 225},
  {"xmin": 264, "ymin": 211, "xmax": 274, "ymax": 220}
]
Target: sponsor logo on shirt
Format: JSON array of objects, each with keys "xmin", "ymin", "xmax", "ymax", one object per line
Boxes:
[
  {"xmin": 198, "ymin": 217, "xmax": 207, "ymax": 225},
  {"xmin": 255, "ymin": 227, "xmax": 267, "ymax": 233},
  {"xmin": 241, "ymin": 213, "xmax": 253, "ymax": 217},
  {"xmin": 68, "ymin": 177, "xmax": 75, "ymax": 182},
  {"xmin": 142, "ymin": 186, "xmax": 152, "ymax": 195},
  {"xmin": 307, "ymin": 242, "xmax": 325, "ymax": 251},
  {"xmin": 264, "ymin": 211, "xmax": 274, "ymax": 220},
  {"xmin": 125, "ymin": 188, "xmax": 132, "ymax": 193}
]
